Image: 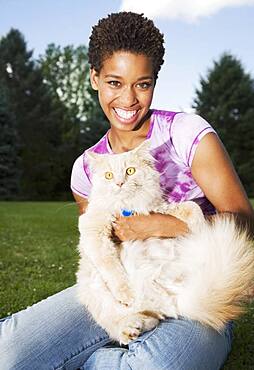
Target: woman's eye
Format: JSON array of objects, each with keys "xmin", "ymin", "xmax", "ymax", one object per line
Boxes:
[
  {"xmin": 137, "ymin": 82, "xmax": 152, "ymax": 89},
  {"xmin": 108, "ymin": 81, "xmax": 120, "ymax": 88},
  {"xmin": 126, "ymin": 167, "xmax": 136, "ymax": 176},
  {"xmin": 105, "ymin": 171, "xmax": 113, "ymax": 180}
]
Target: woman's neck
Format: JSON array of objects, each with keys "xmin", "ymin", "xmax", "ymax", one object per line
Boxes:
[{"xmin": 108, "ymin": 116, "xmax": 151, "ymax": 153}]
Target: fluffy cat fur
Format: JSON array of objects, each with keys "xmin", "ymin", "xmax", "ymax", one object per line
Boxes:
[{"xmin": 76, "ymin": 141, "xmax": 254, "ymax": 344}]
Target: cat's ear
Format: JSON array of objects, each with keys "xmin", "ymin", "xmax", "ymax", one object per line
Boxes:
[
  {"xmin": 132, "ymin": 139, "xmax": 151, "ymax": 155},
  {"xmin": 85, "ymin": 151, "xmax": 108, "ymax": 172},
  {"xmin": 86, "ymin": 151, "xmax": 100, "ymax": 163},
  {"xmin": 132, "ymin": 140, "xmax": 154, "ymax": 165},
  {"xmin": 85, "ymin": 151, "xmax": 102, "ymax": 170}
]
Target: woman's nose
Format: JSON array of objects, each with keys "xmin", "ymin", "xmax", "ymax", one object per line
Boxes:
[{"xmin": 119, "ymin": 86, "xmax": 137, "ymax": 107}]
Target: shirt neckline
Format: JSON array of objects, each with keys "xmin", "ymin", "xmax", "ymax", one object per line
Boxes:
[{"xmin": 105, "ymin": 109, "xmax": 155, "ymax": 154}]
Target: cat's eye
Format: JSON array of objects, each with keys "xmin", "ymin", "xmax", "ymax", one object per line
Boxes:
[
  {"xmin": 126, "ymin": 167, "xmax": 136, "ymax": 176},
  {"xmin": 105, "ymin": 171, "xmax": 113, "ymax": 180}
]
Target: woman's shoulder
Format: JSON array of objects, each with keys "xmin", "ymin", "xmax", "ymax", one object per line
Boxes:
[
  {"xmin": 151, "ymin": 108, "xmax": 180, "ymax": 123},
  {"xmin": 150, "ymin": 109, "xmax": 216, "ymax": 167},
  {"xmin": 152, "ymin": 109, "xmax": 215, "ymax": 137},
  {"xmin": 85, "ymin": 132, "xmax": 110, "ymax": 154},
  {"xmin": 152, "ymin": 109, "xmax": 209, "ymax": 125}
]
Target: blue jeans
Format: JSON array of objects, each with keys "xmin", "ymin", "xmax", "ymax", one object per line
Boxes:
[{"xmin": 0, "ymin": 286, "xmax": 233, "ymax": 370}]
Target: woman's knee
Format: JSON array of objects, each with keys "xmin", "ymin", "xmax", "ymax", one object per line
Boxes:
[
  {"xmin": 128, "ymin": 318, "xmax": 233, "ymax": 370},
  {"xmin": 85, "ymin": 319, "xmax": 233, "ymax": 369},
  {"xmin": 0, "ymin": 287, "xmax": 110, "ymax": 370},
  {"xmin": 0, "ymin": 322, "xmax": 37, "ymax": 370}
]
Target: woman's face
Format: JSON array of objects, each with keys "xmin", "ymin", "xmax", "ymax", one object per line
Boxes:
[{"xmin": 90, "ymin": 51, "xmax": 155, "ymax": 132}]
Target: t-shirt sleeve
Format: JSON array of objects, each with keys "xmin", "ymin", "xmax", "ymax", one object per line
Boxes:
[
  {"xmin": 70, "ymin": 153, "xmax": 91, "ymax": 198},
  {"xmin": 170, "ymin": 113, "xmax": 217, "ymax": 167}
]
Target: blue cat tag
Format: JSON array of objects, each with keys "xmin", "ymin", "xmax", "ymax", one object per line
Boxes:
[{"xmin": 121, "ymin": 209, "xmax": 134, "ymax": 217}]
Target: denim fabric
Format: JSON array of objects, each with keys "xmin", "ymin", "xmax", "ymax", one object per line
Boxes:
[
  {"xmin": 84, "ymin": 318, "xmax": 233, "ymax": 370},
  {"xmin": 0, "ymin": 286, "xmax": 233, "ymax": 370}
]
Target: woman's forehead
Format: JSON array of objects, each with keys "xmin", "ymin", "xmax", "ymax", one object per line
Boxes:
[{"xmin": 100, "ymin": 51, "xmax": 154, "ymax": 79}]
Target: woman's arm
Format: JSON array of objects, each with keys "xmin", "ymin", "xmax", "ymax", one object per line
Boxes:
[
  {"xmin": 113, "ymin": 213, "xmax": 189, "ymax": 241},
  {"xmin": 72, "ymin": 192, "xmax": 88, "ymax": 215},
  {"xmin": 191, "ymin": 132, "xmax": 254, "ymax": 235},
  {"xmin": 113, "ymin": 132, "xmax": 254, "ymax": 241},
  {"xmin": 72, "ymin": 190, "xmax": 187, "ymax": 239},
  {"xmin": 191, "ymin": 132, "xmax": 253, "ymax": 217}
]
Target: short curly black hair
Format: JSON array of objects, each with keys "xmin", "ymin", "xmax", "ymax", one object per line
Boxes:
[{"xmin": 88, "ymin": 12, "xmax": 165, "ymax": 80}]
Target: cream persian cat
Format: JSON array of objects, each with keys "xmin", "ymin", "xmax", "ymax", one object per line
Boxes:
[{"xmin": 76, "ymin": 141, "xmax": 254, "ymax": 344}]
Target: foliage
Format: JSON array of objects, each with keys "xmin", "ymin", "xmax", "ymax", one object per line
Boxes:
[
  {"xmin": 40, "ymin": 44, "xmax": 91, "ymax": 122},
  {"xmin": 0, "ymin": 85, "xmax": 20, "ymax": 199},
  {"xmin": 0, "ymin": 30, "xmax": 108, "ymax": 200},
  {"xmin": 39, "ymin": 44, "xmax": 109, "ymax": 152},
  {"xmin": 193, "ymin": 53, "xmax": 254, "ymax": 196},
  {"xmin": 0, "ymin": 29, "xmax": 67, "ymax": 199}
]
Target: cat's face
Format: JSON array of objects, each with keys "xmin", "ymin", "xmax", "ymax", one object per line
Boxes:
[{"xmin": 86, "ymin": 142, "xmax": 158, "ymax": 199}]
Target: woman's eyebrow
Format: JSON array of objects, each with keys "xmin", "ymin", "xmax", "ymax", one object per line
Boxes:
[
  {"xmin": 104, "ymin": 74, "xmax": 153, "ymax": 80},
  {"xmin": 104, "ymin": 74, "xmax": 122, "ymax": 79},
  {"xmin": 136, "ymin": 76, "xmax": 153, "ymax": 81}
]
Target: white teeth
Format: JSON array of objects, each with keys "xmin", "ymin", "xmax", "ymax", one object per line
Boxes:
[{"xmin": 114, "ymin": 108, "xmax": 137, "ymax": 119}]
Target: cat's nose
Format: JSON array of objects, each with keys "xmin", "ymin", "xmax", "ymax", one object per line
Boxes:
[{"xmin": 116, "ymin": 181, "xmax": 124, "ymax": 187}]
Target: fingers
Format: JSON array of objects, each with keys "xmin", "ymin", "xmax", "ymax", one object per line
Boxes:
[
  {"xmin": 113, "ymin": 216, "xmax": 129, "ymax": 229},
  {"xmin": 112, "ymin": 217, "xmax": 131, "ymax": 241}
]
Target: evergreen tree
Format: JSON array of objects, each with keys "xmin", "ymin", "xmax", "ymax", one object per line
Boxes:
[
  {"xmin": 0, "ymin": 29, "xmax": 68, "ymax": 199},
  {"xmin": 193, "ymin": 53, "xmax": 254, "ymax": 196},
  {"xmin": 0, "ymin": 84, "xmax": 20, "ymax": 199}
]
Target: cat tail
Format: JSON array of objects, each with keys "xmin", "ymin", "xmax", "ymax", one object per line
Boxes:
[{"xmin": 177, "ymin": 214, "xmax": 254, "ymax": 331}]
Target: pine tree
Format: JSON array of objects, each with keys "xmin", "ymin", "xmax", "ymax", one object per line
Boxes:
[
  {"xmin": 0, "ymin": 29, "xmax": 68, "ymax": 199},
  {"xmin": 0, "ymin": 84, "xmax": 20, "ymax": 199},
  {"xmin": 193, "ymin": 53, "xmax": 254, "ymax": 196}
]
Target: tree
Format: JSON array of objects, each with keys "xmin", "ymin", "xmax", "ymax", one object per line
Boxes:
[
  {"xmin": 193, "ymin": 53, "xmax": 254, "ymax": 196},
  {"xmin": 40, "ymin": 44, "xmax": 92, "ymax": 122},
  {"xmin": 0, "ymin": 29, "xmax": 67, "ymax": 199},
  {"xmin": 0, "ymin": 84, "xmax": 20, "ymax": 199},
  {"xmin": 0, "ymin": 31, "xmax": 109, "ymax": 199},
  {"xmin": 39, "ymin": 44, "xmax": 109, "ymax": 152}
]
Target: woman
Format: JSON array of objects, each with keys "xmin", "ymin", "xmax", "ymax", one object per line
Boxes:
[{"xmin": 1, "ymin": 12, "xmax": 253, "ymax": 370}]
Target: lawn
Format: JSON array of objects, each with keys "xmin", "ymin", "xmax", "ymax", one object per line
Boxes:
[
  {"xmin": 0, "ymin": 202, "xmax": 79, "ymax": 316},
  {"xmin": 0, "ymin": 201, "xmax": 253, "ymax": 369}
]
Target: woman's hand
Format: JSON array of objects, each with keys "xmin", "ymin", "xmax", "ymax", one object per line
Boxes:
[{"xmin": 112, "ymin": 213, "xmax": 189, "ymax": 242}]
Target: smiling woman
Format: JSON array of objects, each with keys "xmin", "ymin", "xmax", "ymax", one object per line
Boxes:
[
  {"xmin": 89, "ymin": 52, "xmax": 155, "ymax": 149},
  {"xmin": 1, "ymin": 10, "xmax": 253, "ymax": 370}
]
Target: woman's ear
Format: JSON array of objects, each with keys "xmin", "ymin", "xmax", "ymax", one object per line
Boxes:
[{"xmin": 90, "ymin": 68, "xmax": 99, "ymax": 91}]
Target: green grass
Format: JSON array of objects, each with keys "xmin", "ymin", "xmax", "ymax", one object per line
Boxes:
[
  {"xmin": 0, "ymin": 201, "xmax": 79, "ymax": 316},
  {"xmin": 0, "ymin": 201, "xmax": 253, "ymax": 369}
]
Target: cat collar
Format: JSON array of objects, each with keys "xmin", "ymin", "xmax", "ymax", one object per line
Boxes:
[{"xmin": 121, "ymin": 209, "xmax": 135, "ymax": 217}]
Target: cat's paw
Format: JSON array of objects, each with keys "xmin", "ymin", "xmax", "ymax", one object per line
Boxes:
[
  {"xmin": 119, "ymin": 315, "xmax": 143, "ymax": 344},
  {"xmin": 118, "ymin": 313, "xmax": 159, "ymax": 345},
  {"xmin": 171, "ymin": 201, "xmax": 205, "ymax": 229}
]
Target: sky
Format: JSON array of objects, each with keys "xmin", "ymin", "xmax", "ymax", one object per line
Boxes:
[{"xmin": 1, "ymin": 0, "xmax": 254, "ymax": 111}]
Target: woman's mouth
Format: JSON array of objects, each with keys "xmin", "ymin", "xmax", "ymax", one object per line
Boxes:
[{"xmin": 113, "ymin": 108, "xmax": 140, "ymax": 123}]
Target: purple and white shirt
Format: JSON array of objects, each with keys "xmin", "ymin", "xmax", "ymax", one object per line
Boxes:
[{"xmin": 71, "ymin": 110, "xmax": 217, "ymax": 215}]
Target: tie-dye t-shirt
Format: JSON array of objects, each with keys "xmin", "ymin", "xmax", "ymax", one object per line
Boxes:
[{"xmin": 71, "ymin": 110, "xmax": 217, "ymax": 215}]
